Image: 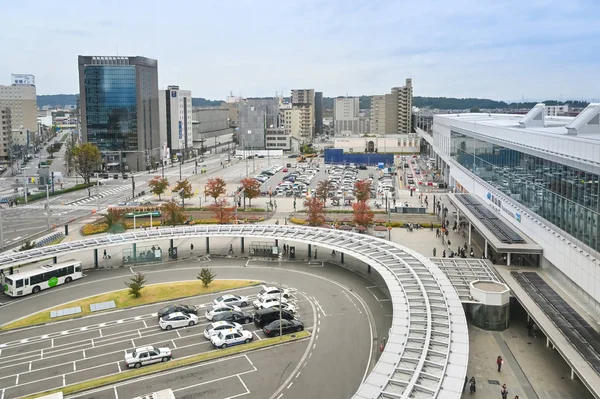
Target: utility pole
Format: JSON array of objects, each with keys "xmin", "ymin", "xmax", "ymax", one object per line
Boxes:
[
  {"xmin": 179, "ymin": 161, "xmax": 182, "ymax": 180},
  {"xmin": 96, "ymin": 179, "xmax": 100, "ymax": 213},
  {"xmin": 46, "ymin": 185, "xmax": 51, "ymax": 230},
  {"xmin": 131, "ymin": 175, "xmax": 135, "ymax": 199},
  {"xmin": 0, "ymin": 204, "xmax": 4, "ymax": 250},
  {"xmin": 23, "ymin": 168, "xmax": 28, "ymax": 205}
]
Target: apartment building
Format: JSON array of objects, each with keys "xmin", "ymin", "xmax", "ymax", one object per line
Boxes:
[
  {"xmin": 0, "ymin": 75, "xmax": 38, "ymax": 133},
  {"xmin": 371, "ymin": 78, "xmax": 413, "ymax": 135},
  {"xmin": 314, "ymin": 92, "xmax": 323, "ymax": 135},
  {"xmin": 238, "ymin": 98, "xmax": 279, "ymax": 150},
  {"xmin": 0, "ymin": 107, "xmax": 11, "ymax": 161},
  {"xmin": 291, "ymin": 89, "xmax": 315, "ymax": 141}
]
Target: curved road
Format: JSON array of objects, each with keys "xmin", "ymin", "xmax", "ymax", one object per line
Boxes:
[{"xmin": 0, "ymin": 258, "xmax": 392, "ymax": 399}]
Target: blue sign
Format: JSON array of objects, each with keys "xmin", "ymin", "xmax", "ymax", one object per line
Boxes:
[
  {"xmin": 178, "ymin": 121, "xmax": 183, "ymax": 139},
  {"xmin": 515, "ymin": 213, "xmax": 521, "ymax": 223},
  {"xmin": 486, "ymin": 192, "xmax": 492, "ymax": 200},
  {"xmin": 171, "ymin": 91, "xmax": 177, "ymax": 97}
]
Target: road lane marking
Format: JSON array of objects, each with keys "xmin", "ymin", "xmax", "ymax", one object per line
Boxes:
[
  {"xmin": 276, "ymin": 395, "xmax": 283, "ymax": 399},
  {"xmin": 73, "ymin": 361, "xmax": 76, "ymax": 371},
  {"xmin": 176, "ymin": 330, "xmax": 181, "ymax": 338},
  {"xmin": 312, "ymin": 344, "xmax": 316, "ymax": 350},
  {"xmin": 142, "ymin": 320, "xmax": 148, "ymax": 328},
  {"xmin": 15, "ymin": 374, "xmax": 18, "ymax": 385},
  {"xmin": 40, "ymin": 349, "xmax": 44, "ymax": 359},
  {"xmin": 137, "ymin": 330, "xmax": 142, "ymax": 338},
  {"xmin": 253, "ymin": 331, "xmax": 262, "ymax": 340},
  {"xmin": 116, "ymin": 362, "xmax": 121, "ymax": 372},
  {"xmin": 62, "ymin": 375, "xmax": 66, "ymax": 386},
  {"xmin": 82, "ymin": 349, "xmax": 86, "ymax": 358},
  {"xmin": 1, "ymin": 388, "xmax": 4, "ymax": 399},
  {"xmin": 171, "ymin": 339, "xmax": 177, "ymax": 349},
  {"xmin": 130, "ymin": 339, "xmax": 135, "ymax": 347},
  {"xmin": 317, "ymin": 327, "xmax": 320, "ymax": 333},
  {"xmin": 287, "ymin": 382, "xmax": 293, "ymax": 389},
  {"xmin": 28, "ymin": 361, "xmax": 31, "ymax": 372},
  {"xmin": 51, "ymin": 339, "xmax": 54, "ymax": 347},
  {"xmin": 99, "ymin": 329, "xmax": 103, "ymax": 337},
  {"xmin": 237, "ymin": 374, "xmax": 251, "ymax": 397},
  {"xmin": 113, "ymin": 386, "xmax": 119, "ymax": 399},
  {"xmin": 244, "ymin": 354, "xmax": 255, "ymax": 369}
]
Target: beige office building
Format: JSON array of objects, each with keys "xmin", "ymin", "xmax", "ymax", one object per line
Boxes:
[
  {"xmin": 291, "ymin": 89, "xmax": 315, "ymax": 141},
  {"xmin": 0, "ymin": 107, "xmax": 12, "ymax": 161},
  {"xmin": 370, "ymin": 78, "xmax": 413, "ymax": 135},
  {"xmin": 0, "ymin": 83, "xmax": 38, "ymax": 133}
]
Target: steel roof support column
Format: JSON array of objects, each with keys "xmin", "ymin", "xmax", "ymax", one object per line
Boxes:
[
  {"xmin": 340, "ymin": 252, "xmax": 344, "ymax": 264},
  {"xmin": 53, "ymin": 256, "xmax": 57, "ymax": 264},
  {"xmin": 133, "ymin": 242, "xmax": 137, "ymax": 263},
  {"xmin": 94, "ymin": 248, "xmax": 98, "ymax": 268},
  {"xmin": 206, "ymin": 237, "xmax": 210, "ymax": 254},
  {"xmin": 241, "ymin": 237, "xmax": 245, "ymax": 253},
  {"xmin": 308, "ymin": 243, "xmax": 312, "ymax": 258}
]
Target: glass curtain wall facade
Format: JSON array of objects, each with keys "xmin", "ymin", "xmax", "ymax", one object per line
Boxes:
[
  {"xmin": 83, "ymin": 66, "xmax": 137, "ymax": 151},
  {"xmin": 451, "ymin": 131, "xmax": 600, "ymax": 252}
]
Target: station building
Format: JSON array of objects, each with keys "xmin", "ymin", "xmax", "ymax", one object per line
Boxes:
[{"xmin": 417, "ymin": 103, "xmax": 600, "ymax": 395}]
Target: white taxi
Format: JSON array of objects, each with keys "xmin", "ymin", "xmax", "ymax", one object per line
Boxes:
[
  {"xmin": 124, "ymin": 345, "xmax": 172, "ymax": 368},
  {"xmin": 257, "ymin": 285, "xmax": 290, "ymax": 301},
  {"xmin": 203, "ymin": 321, "xmax": 243, "ymax": 339},
  {"xmin": 210, "ymin": 329, "xmax": 253, "ymax": 349}
]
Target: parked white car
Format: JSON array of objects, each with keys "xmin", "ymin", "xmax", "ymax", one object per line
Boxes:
[
  {"xmin": 213, "ymin": 294, "xmax": 249, "ymax": 307},
  {"xmin": 124, "ymin": 346, "xmax": 172, "ymax": 368},
  {"xmin": 253, "ymin": 294, "xmax": 289, "ymax": 309},
  {"xmin": 203, "ymin": 321, "xmax": 243, "ymax": 339},
  {"xmin": 159, "ymin": 312, "xmax": 199, "ymax": 330},
  {"xmin": 211, "ymin": 330, "xmax": 253, "ymax": 349},
  {"xmin": 264, "ymin": 302, "xmax": 297, "ymax": 314},
  {"xmin": 205, "ymin": 304, "xmax": 241, "ymax": 320}
]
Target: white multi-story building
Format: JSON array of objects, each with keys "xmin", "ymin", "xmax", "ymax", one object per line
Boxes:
[
  {"xmin": 291, "ymin": 89, "xmax": 315, "ymax": 141},
  {"xmin": 0, "ymin": 74, "xmax": 37, "ymax": 133},
  {"xmin": 423, "ymin": 103, "xmax": 600, "ymax": 305},
  {"xmin": 334, "ymin": 97, "xmax": 366, "ymax": 135},
  {"xmin": 159, "ymin": 85, "xmax": 193, "ymax": 161},
  {"xmin": 0, "ymin": 107, "xmax": 12, "ymax": 161}
]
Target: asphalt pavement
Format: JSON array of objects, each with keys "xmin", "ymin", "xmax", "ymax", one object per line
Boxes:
[{"xmin": 0, "ymin": 258, "xmax": 390, "ymax": 399}]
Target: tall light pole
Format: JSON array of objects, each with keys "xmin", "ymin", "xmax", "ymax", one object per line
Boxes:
[
  {"xmin": 45, "ymin": 185, "xmax": 51, "ymax": 230},
  {"xmin": 96, "ymin": 179, "xmax": 100, "ymax": 213},
  {"xmin": 278, "ymin": 252, "xmax": 283, "ymax": 338},
  {"xmin": 23, "ymin": 167, "xmax": 29, "ymax": 204},
  {"xmin": 0, "ymin": 203, "xmax": 4, "ymax": 249}
]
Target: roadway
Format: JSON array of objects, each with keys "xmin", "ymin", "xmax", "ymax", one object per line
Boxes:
[{"xmin": 0, "ymin": 258, "xmax": 391, "ymax": 399}]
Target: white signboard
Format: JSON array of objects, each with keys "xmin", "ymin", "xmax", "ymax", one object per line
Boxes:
[{"xmin": 11, "ymin": 74, "xmax": 35, "ymax": 86}]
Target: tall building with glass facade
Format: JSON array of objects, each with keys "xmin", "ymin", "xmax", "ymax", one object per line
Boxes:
[
  {"xmin": 78, "ymin": 56, "xmax": 160, "ymax": 172},
  {"xmin": 424, "ymin": 103, "xmax": 600, "ymax": 307}
]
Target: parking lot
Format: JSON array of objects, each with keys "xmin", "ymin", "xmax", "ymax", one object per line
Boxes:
[
  {"xmin": 0, "ymin": 286, "xmax": 313, "ymax": 399},
  {"xmin": 252, "ymin": 157, "xmax": 401, "ymax": 208}
]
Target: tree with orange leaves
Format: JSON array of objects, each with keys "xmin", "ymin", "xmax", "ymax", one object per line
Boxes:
[
  {"xmin": 205, "ymin": 177, "xmax": 227, "ymax": 203},
  {"xmin": 209, "ymin": 197, "xmax": 236, "ymax": 224},
  {"xmin": 240, "ymin": 178, "xmax": 261, "ymax": 207},
  {"xmin": 353, "ymin": 179, "xmax": 371, "ymax": 202},
  {"xmin": 304, "ymin": 196, "xmax": 326, "ymax": 227},
  {"xmin": 352, "ymin": 200, "xmax": 375, "ymax": 227}
]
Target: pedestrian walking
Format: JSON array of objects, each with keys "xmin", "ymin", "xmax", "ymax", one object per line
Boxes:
[
  {"xmin": 103, "ymin": 249, "xmax": 107, "ymax": 259},
  {"xmin": 314, "ymin": 248, "xmax": 318, "ymax": 259},
  {"xmin": 433, "ymin": 247, "xmax": 437, "ymax": 256},
  {"xmin": 497, "ymin": 355, "xmax": 504, "ymax": 372},
  {"xmin": 442, "ymin": 249, "xmax": 446, "ymax": 258},
  {"xmin": 190, "ymin": 243, "xmax": 194, "ymax": 252},
  {"xmin": 470, "ymin": 248, "xmax": 474, "ymax": 257},
  {"xmin": 447, "ymin": 239, "xmax": 451, "ymax": 247},
  {"xmin": 469, "ymin": 376, "xmax": 477, "ymax": 393},
  {"xmin": 500, "ymin": 383, "xmax": 508, "ymax": 399}
]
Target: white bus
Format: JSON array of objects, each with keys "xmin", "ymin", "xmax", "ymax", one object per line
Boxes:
[{"xmin": 2, "ymin": 260, "xmax": 83, "ymax": 297}]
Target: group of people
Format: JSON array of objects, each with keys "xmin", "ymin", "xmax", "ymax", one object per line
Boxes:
[{"xmin": 464, "ymin": 356, "xmax": 517, "ymax": 398}]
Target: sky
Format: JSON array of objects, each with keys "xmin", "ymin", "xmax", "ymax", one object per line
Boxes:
[{"xmin": 1, "ymin": 0, "xmax": 599, "ymax": 102}]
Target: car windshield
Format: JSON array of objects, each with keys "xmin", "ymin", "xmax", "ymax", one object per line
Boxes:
[{"xmin": 159, "ymin": 305, "xmax": 175, "ymax": 313}]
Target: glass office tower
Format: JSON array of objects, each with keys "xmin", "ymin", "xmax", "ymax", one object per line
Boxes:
[{"xmin": 78, "ymin": 56, "xmax": 160, "ymax": 172}]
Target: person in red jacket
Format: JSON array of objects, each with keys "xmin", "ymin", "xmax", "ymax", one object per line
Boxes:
[{"xmin": 497, "ymin": 355, "xmax": 504, "ymax": 372}]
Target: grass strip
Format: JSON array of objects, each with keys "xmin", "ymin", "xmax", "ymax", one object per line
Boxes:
[
  {"xmin": 2, "ymin": 280, "xmax": 260, "ymax": 330},
  {"xmin": 24, "ymin": 330, "xmax": 310, "ymax": 399}
]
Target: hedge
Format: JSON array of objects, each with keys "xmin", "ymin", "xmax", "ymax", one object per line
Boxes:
[
  {"xmin": 17, "ymin": 183, "xmax": 94, "ymax": 204},
  {"xmin": 81, "ymin": 223, "xmax": 108, "ymax": 235},
  {"xmin": 289, "ymin": 217, "xmax": 307, "ymax": 225},
  {"xmin": 186, "ymin": 207, "xmax": 266, "ymax": 212}
]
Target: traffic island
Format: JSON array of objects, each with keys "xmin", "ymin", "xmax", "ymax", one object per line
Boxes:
[
  {"xmin": 1, "ymin": 280, "xmax": 260, "ymax": 330},
  {"xmin": 22, "ymin": 330, "xmax": 310, "ymax": 399}
]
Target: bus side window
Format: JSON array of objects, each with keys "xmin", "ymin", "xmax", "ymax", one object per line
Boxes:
[
  {"xmin": 16, "ymin": 279, "xmax": 23, "ymax": 288},
  {"xmin": 24, "ymin": 278, "xmax": 29, "ymax": 286}
]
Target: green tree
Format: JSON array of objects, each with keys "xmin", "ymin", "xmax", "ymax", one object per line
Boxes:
[
  {"xmin": 162, "ymin": 199, "xmax": 186, "ymax": 226},
  {"xmin": 198, "ymin": 267, "xmax": 216, "ymax": 288},
  {"xmin": 470, "ymin": 106, "xmax": 480, "ymax": 113},
  {"xmin": 125, "ymin": 272, "xmax": 147, "ymax": 298},
  {"xmin": 148, "ymin": 176, "xmax": 169, "ymax": 201},
  {"xmin": 103, "ymin": 208, "xmax": 126, "ymax": 233},
  {"xmin": 46, "ymin": 144, "xmax": 57, "ymax": 159},
  {"xmin": 173, "ymin": 179, "xmax": 194, "ymax": 207},
  {"xmin": 71, "ymin": 143, "xmax": 102, "ymax": 184},
  {"xmin": 315, "ymin": 180, "xmax": 333, "ymax": 207},
  {"xmin": 19, "ymin": 240, "xmax": 37, "ymax": 251}
]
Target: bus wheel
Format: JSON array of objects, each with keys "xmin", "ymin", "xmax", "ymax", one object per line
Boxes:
[
  {"xmin": 65, "ymin": 277, "xmax": 72, "ymax": 283},
  {"xmin": 32, "ymin": 286, "xmax": 41, "ymax": 293}
]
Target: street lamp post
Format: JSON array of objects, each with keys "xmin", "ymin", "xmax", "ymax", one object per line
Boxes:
[
  {"xmin": 278, "ymin": 252, "xmax": 283, "ymax": 338},
  {"xmin": 131, "ymin": 176, "xmax": 135, "ymax": 199},
  {"xmin": 179, "ymin": 161, "xmax": 182, "ymax": 180},
  {"xmin": 46, "ymin": 185, "xmax": 51, "ymax": 230}
]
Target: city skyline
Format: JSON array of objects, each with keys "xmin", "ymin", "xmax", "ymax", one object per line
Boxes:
[{"xmin": 1, "ymin": 0, "xmax": 598, "ymax": 101}]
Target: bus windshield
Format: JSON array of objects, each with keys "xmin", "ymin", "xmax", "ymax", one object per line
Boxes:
[{"xmin": 4, "ymin": 277, "xmax": 13, "ymax": 285}]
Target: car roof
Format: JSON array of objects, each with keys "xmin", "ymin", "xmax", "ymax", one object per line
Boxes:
[
  {"xmin": 134, "ymin": 345, "xmax": 156, "ymax": 352},
  {"xmin": 167, "ymin": 312, "xmax": 186, "ymax": 318}
]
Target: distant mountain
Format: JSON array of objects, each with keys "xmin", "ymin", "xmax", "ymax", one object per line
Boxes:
[
  {"xmin": 191, "ymin": 98, "xmax": 223, "ymax": 107},
  {"xmin": 37, "ymin": 94, "xmax": 78, "ymax": 108},
  {"xmin": 37, "ymin": 94, "xmax": 588, "ymax": 112}
]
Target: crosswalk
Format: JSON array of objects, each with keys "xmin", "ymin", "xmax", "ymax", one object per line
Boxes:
[{"xmin": 66, "ymin": 185, "xmax": 131, "ymax": 206}]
